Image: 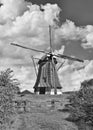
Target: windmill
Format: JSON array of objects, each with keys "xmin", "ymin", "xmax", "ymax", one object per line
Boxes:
[{"xmin": 11, "ymin": 26, "xmax": 84, "ymax": 95}]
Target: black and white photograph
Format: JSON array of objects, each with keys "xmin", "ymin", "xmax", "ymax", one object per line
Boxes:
[{"xmin": 0, "ymin": 0, "xmax": 93, "ymax": 129}]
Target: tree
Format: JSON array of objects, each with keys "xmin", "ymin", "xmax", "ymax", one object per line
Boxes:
[{"xmin": 0, "ymin": 68, "xmax": 20, "ymax": 129}]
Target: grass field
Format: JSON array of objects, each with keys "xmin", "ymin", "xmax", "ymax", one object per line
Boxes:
[{"xmin": 6, "ymin": 94, "xmax": 78, "ymax": 130}]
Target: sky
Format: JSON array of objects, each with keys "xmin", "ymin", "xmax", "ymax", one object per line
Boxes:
[{"xmin": 0, "ymin": 0, "xmax": 93, "ymax": 92}]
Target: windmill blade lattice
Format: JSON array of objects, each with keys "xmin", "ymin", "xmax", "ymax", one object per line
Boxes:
[
  {"xmin": 11, "ymin": 43, "xmax": 48, "ymax": 54},
  {"xmin": 54, "ymin": 54, "xmax": 84, "ymax": 62}
]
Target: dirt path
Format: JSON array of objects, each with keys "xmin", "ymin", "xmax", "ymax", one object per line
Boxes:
[
  {"xmin": 18, "ymin": 112, "xmax": 77, "ymax": 130},
  {"xmin": 11, "ymin": 95, "xmax": 78, "ymax": 130}
]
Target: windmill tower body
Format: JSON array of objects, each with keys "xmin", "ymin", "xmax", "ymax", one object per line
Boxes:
[{"xmin": 34, "ymin": 55, "xmax": 62, "ymax": 94}]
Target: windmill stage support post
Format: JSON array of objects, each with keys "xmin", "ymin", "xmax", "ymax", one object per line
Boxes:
[
  {"xmin": 54, "ymin": 88, "xmax": 57, "ymax": 95},
  {"xmin": 31, "ymin": 56, "xmax": 37, "ymax": 77}
]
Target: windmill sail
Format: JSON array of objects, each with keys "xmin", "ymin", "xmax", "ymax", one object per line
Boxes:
[
  {"xmin": 49, "ymin": 25, "xmax": 52, "ymax": 53},
  {"xmin": 56, "ymin": 54, "xmax": 84, "ymax": 62},
  {"xmin": 10, "ymin": 26, "xmax": 84, "ymax": 95},
  {"xmin": 11, "ymin": 43, "xmax": 48, "ymax": 54}
]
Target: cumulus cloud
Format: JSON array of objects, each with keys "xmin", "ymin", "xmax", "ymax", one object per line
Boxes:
[
  {"xmin": 0, "ymin": 0, "xmax": 28, "ymax": 24},
  {"xmin": 81, "ymin": 32, "xmax": 93, "ymax": 49},
  {"xmin": 54, "ymin": 20, "xmax": 93, "ymax": 49},
  {"xmin": 0, "ymin": 1, "xmax": 61, "ymax": 57},
  {"xmin": 0, "ymin": 1, "xmax": 63, "ymax": 91},
  {"xmin": 41, "ymin": 3, "xmax": 60, "ymax": 26},
  {"xmin": 13, "ymin": 66, "xmax": 36, "ymax": 92},
  {"xmin": 54, "ymin": 20, "xmax": 85, "ymax": 43},
  {"xmin": 56, "ymin": 20, "xmax": 83, "ymax": 40},
  {"xmin": 58, "ymin": 60, "xmax": 93, "ymax": 91},
  {"xmin": 0, "ymin": 2, "xmax": 61, "ymax": 51},
  {"xmin": 0, "ymin": 0, "xmax": 93, "ymax": 92},
  {"xmin": 84, "ymin": 60, "xmax": 93, "ymax": 78}
]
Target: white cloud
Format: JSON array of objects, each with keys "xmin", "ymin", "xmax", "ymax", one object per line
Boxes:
[
  {"xmin": 0, "ymin": 0, "xmax": 28, "ymax": 24},
  {"xmin": 0, "ymin": 2, "xmax": 62, "ymax": 57},
  {"xmin": 0, "ymin": 0, "xmax": 93, "ymax": 92},
  {"xmin": 58, "ymin": 60, "xmax": 93, "ymax": 91},
  {"xmin": 55, "ymin": 20, "xmax": 93, "ymax": 49},
  {"xmin": 0, "ymin": 1, "xmax": 63, "ymax": 92},
  {"xmin": 55, "ymin": 20, "xmax": 86, "ymax": 41},
  {"xmin": 54, "ymin": 45, "xmax": 65, "ymax": 54},
  {"xmin": 84, "ymin": 60, "xmax": 93, "ymax": 78},
  {"xmin": 41, "ymin": 3, "xmax": 61, "ymax": 26},
  {"xmin": 82, "ymin": 32, "xmax": 93, "ymax": 49},
  {"xmin": 13, "ymin": 66, "xmax": 36, "ymax": 91}
]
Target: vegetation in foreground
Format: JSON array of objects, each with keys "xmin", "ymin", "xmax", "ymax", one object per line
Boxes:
[
  {"xmin": 0, "ymin": 68, "xmax": 78, "ymax": 130},
  {"xmin": 0, "ymin": 68, "xmax": 20, "ymax": 130},
  {"xmin": 1, "ymin": 68, "xmax": 93, "ymax": 130},
  {"xmin": 67, "ymin": 79, "xmax": 93, "ymax": 129}
]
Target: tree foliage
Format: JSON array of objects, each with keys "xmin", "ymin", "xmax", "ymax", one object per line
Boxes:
[
  {"xmin": 0, "ymin": 68, "xmax": 20, "ymax": 128},
  {"xmin": 68, "ymin": 79, "xmax": 93, "ymax": 126}
]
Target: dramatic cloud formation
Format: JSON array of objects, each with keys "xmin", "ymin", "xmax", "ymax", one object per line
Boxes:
[
  {"xmin": 0, "ymin": 0, "xmax": 93, "ymax": 92},
  {"xmin": 56, "ymin": 20, "xmax": 93, "ymax": 49}
]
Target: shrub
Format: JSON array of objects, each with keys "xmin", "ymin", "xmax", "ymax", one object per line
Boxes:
[
  {"xmin": 68, "ymin": 79, "xmax": 93, "ymax": 126},
  {"xmin": 0, "ymin": 68, "xmax": 20, "ymax": 129}
]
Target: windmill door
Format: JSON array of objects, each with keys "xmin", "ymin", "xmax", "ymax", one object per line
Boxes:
[{"xmin": 39, "ymin": 87, "xmax": 46, "ymax": 94}]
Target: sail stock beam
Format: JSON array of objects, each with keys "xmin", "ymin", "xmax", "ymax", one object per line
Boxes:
[{"xmin": 11, "ymin": 43, "xmax": 48, "ymax": 54}]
